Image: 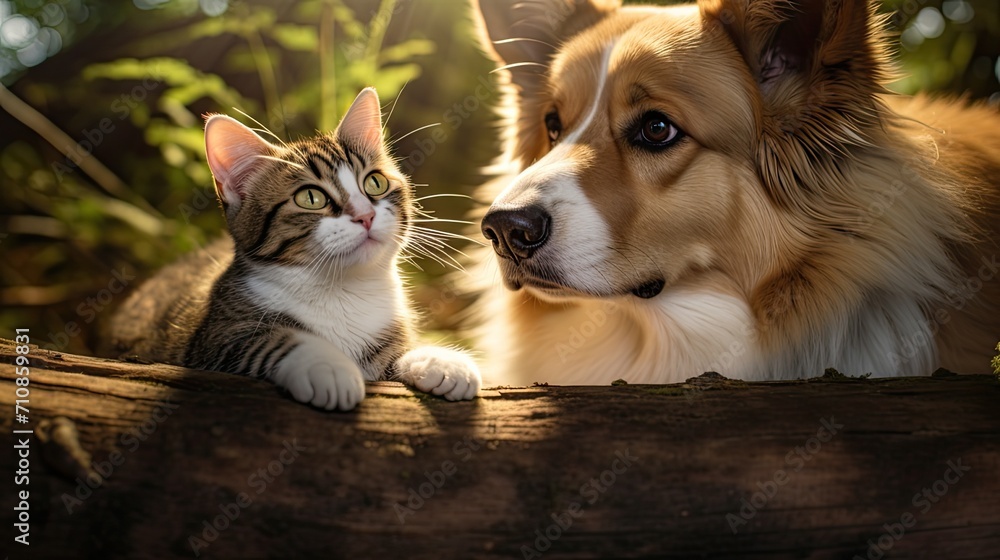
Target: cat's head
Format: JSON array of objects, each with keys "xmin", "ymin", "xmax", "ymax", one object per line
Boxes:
[{"xmin": 204, "ymin": 88, "xmax": 411, "ymax": 270}]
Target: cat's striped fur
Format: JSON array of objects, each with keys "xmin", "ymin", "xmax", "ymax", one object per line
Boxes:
[{"xmin": 111, "ymin": 88, "xmax": 481, "ymax": 410}]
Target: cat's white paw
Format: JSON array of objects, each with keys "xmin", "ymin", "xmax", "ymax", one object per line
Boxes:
[
  {"xmin": 272, "ymin": 339, "xmax": 365, "ymax": 411},
  {"xmin": 396, "ymin": 346, "xmax": 481, "ymax": 401}
]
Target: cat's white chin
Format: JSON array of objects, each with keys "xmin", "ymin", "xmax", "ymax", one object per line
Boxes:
[
  {"xmin": 315, "ymin": 216, "xmax": 398, "ymax": 265},
  {"xmin": 336, "ymin": 235, "xmax": 395, "ymax": 267}
]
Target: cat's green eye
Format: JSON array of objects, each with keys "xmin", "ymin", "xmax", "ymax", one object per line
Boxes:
[
  {"xmin": 293, "ymin": 187, "xmax": 328, "ymax": 210},
  {"xmin": 363, "ymin": 172, "xmax": 389, "ymax": 198}
]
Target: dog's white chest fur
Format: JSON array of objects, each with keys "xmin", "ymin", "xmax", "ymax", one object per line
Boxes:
[{"xmin": 487, "ymin": 284, "xmax": 935, "ymax": 385}]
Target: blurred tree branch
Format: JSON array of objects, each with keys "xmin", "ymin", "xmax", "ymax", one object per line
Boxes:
[{"xmin": 0, "ymin": 82, "xmax": 163, "ymax": 220}]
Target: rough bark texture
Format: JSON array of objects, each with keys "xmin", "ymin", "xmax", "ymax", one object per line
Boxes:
[{"xmin": 2, "ymin": 338, "xmax": 999, "ymax": 559}]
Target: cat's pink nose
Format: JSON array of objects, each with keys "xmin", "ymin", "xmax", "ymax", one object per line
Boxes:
[{"xmin": 353, "ymin": 211, "xmax": 375, "ymax": 230}]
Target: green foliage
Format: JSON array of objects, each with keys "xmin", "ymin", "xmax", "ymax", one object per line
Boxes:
[
  {"xmin": 992, "ymin": 342, "xmax": 1000, "ymax": 378},
  {"xmin": 881, "ymin": 0, "xmax": 1000, "ymax": 99}
]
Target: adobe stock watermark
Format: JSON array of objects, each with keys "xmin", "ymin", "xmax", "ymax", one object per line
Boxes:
[
  {"xmin": 178, "ymin": 103, "xmax": 297, "ymax": 224},
  {"xmin": 726, "ymin": 416, "xmax": 843, "ymax": 533},
  {"xmin": 855, "ymin": 458, "xmax": 970, "ymax": 560},
  {"xmin": 42, "ymin": 266, "xmax": 136, "ymax": 352},
  {"xmin": 889, "ymin": 253, "xmax": 998, "ymax": 368},
  {"xmin": 51, "ymin": 69, "xmax": 163, "ymax": 181},
  {"xmin": 393, "ymin": 435, "xmax": 487, "ymax": 523},
  {"xmin": 396, "ymin": 74, "xmax": 499, "ymax": 176},
  {"xmin": 394, "ymin": 0, "xmax": 574, "ymax": 175},
  {"xmin": 521, "ymin": 449, "xmax": 638, "ymax": 559},
  {"xmin": 188, "ymin": 439, "xmax": 305, "ymax": 557},
  {"xmin": 700, "ymin": 271, "xmax": 801, "ymax": 385},
  {"xmin": 60, "ymin": 398, "xmax": 179, "ymax": 514},
  {"xmin": 178, "ymin": 183, "xmax": 218, "ymax": 223},
  {"xmin": 554, "ymin": 301, "xmax": 618, "ymax": 364}
]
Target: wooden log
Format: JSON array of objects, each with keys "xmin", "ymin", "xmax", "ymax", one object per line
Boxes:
[{"xmin": 2, "ymin": 338, "xmax": 999, "ymax": 559}]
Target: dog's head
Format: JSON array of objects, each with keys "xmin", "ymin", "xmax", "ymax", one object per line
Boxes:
[{"xmin": 475, "ymin": 0, "xmax": 891, "ymax": 304}]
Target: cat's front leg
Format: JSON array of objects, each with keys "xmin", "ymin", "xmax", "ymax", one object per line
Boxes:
[
  {"xmin": 395, "ymin": 346, "xmax": 482, "ymax": 401},
  {"xmin": 269, "ymin": 332, "xmax": 366, "ymax": 411}
]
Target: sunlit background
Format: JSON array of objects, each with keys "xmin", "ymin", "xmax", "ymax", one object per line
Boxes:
[{"xmin": 1, "ymin": 0, "xmax": 998, "ymax": 355}]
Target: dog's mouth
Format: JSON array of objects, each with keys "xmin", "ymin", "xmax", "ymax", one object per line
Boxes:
[
  {"xmin": 503, "ymin": 273, "xmax": 577, "ymax": 295},
  {"xmin": 500, "ymin": 263, "xmax": 665, "ymax": 300}
]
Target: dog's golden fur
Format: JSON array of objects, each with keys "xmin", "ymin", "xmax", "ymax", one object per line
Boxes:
[{"xmin": 469, "ymin": 0, "xmax": 1000, "ymax": 384}]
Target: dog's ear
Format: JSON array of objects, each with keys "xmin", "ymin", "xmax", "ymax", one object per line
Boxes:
[
  {"xmin": 699, "ymin": 0, "xmax": 883, "ymax": 90},
  {"xmin": 699, "ymin": 0, "xmax": 891, "ymax": 205},
  {"xmin": 472, "ymin": 0, "xmax": 620, "ymax": 92}
]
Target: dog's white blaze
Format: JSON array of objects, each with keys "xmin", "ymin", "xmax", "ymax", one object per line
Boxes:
[
  {"xmin": 554, "ymin": 42, "xmax": 615, "ymax": 150},
  {"xmin": 495, "ymin": 41, "xmax": 614, "ymax": 204},
  {"xmin": 492, "ymin": 43, "xmax": 618, "ymax": 294},
  {"xmin": 540, "ymin": 175, "xmax": 615, "ymax": 292}
]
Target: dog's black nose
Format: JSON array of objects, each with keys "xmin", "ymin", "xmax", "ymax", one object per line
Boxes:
[{"xmin": 481, "ymin": 205, "xmax": 551, "ymax": 262}]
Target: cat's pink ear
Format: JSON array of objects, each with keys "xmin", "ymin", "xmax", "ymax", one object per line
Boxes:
[
  {"xmin": 204, "ymin": 115, "xmax": 273, "ymax": 209},
  {"xmin": 336, "ymin": 87, "xmax": 383, "ymax": 153}
]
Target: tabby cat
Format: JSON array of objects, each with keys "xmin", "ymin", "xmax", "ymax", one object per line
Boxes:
[{"xmin": 110, "ymin": 88, "xmax": 481, "ymax": 411}]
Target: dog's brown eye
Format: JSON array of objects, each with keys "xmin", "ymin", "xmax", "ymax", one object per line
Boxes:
[
  {"xmin": 644, "ymin": 119, "xmax": 672, "ymax": 142},
  {"xmin": 633, "ymin": 111, "xmax": 683, "ymax": 151},
  {"xmin": 544, "ymin": 110, "xmax": 562, "ymax": 145}
]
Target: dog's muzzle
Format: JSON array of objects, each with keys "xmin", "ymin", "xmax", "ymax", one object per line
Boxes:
[{"xmin": 481, "ymin": 205, "xmax": 551, "ymax": 263}]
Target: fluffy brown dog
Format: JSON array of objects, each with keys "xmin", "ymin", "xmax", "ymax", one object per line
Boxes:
[{"xmin": 468, "ymin": 0, "xmax": 1000, "ymax": 385}]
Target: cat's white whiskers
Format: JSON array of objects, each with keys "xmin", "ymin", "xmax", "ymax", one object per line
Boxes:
[
  {"xmin": 381, "ymin": 80, "xmax": 410, "ymax": 136},
  {"xmin": 389, "ymin": 123, "xmax": 442, "ymax": 146},
  {"xmin": 414, "ymin": 193, "xmax": 473, "ymax": 202},
  {"xmin": 231, "ymin": 107, "xmax": 288, "ymax": 145},
  {"xmin": 410, "ymin": 240, "xmax": 471, "ymax": 266},
  {"xmin": 252, "ymin": 155, "xmax": 306, "ymax": 170},
  {"xmin": 407, "ymin": 247, "xmax": 457, "ymax": 270},
  {"xmin": 490, "ymin": 61, "xmax": 549, "ymax": 73},
  {"xmin": 493, "ymin": 36, "xmax": 558, "ymax": 50},
  {"xmin": 411, "ymin": 218, "xmax": 475, "ymax": 225},
  {"xmin": 401, "ymin": 233, "xmax": 466, "ymax": 270},
  {"xmin": 398, "ymin": 236, "xmax": 444, "ymax": 263},
  {"xmin": 407, "ymin": 229, "xmax": 470, "ymax": 250},
  {"xmin": 410, "ymin": 225, "xmax": 483, "ymax": 245},
  {"xmin": 395, "ymin": 251, "xmax": 424, "ymax": 271}
]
